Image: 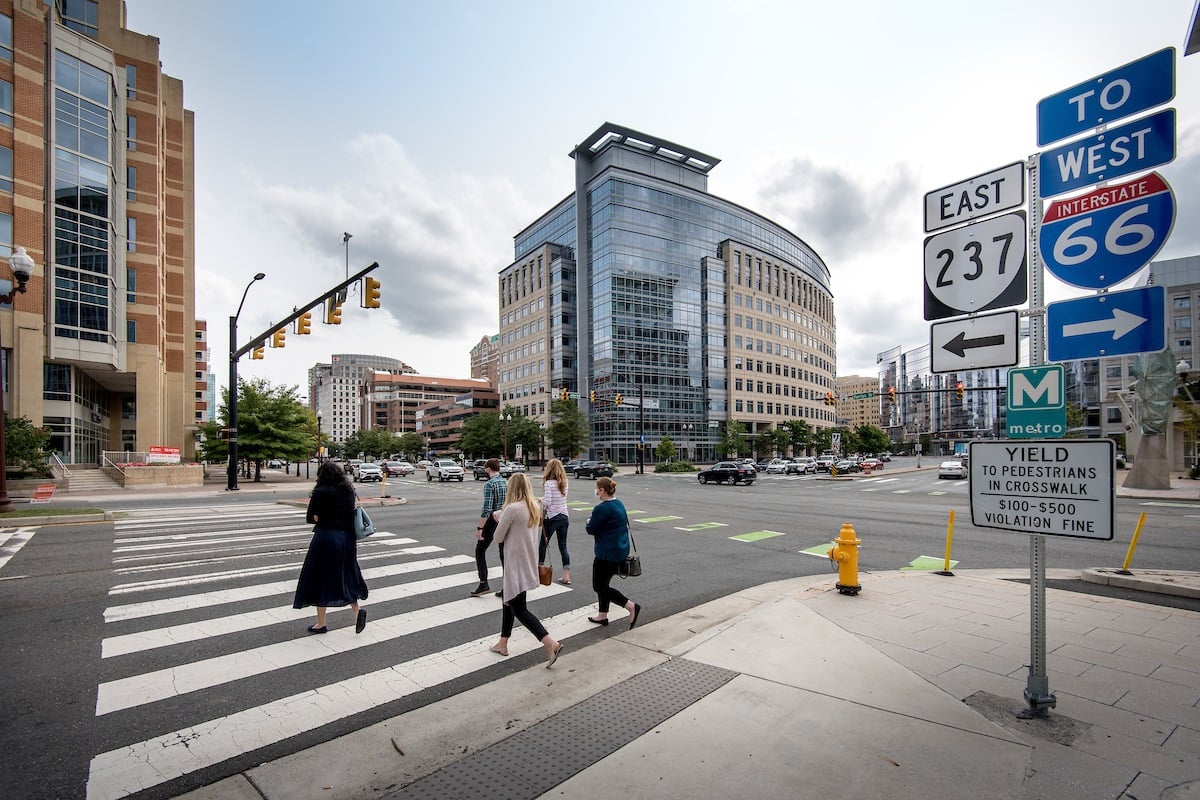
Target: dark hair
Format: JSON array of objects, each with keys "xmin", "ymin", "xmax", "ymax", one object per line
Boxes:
[
  {"xmin": 596, "ymin": 476, "xmax": 617, "ymax": 495},
  {"xmin": 315, "ymin": 461, "xmax": 352, "ymax": 492},
  {"xmin": 485, "ymin": 458, "xmax": 501, "ymax": 472}
]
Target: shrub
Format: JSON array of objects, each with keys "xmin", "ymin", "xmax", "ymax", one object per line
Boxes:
[{"xmin": 654, "ymin": 460, "xmax": 697, "ymax": 473}]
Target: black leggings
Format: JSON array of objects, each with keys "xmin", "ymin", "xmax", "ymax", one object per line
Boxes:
[
  {"xmin": 592, "ymin": 557, "xmax": 629, "ymax": 613},
  {"xmin": 501, "ymin": 591, "xmax": 548, "ymax": 640},
  {"xmin": 476, "ymin": 517, "xmax": 500, "ymax": 582}
]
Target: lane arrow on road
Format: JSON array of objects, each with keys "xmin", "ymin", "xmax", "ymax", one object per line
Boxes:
[
  {"xmin": 942, "ymin": 331, "xmax": 1007, "ymax": 358},
  {"xmin": 1061, "ymin": 308, "xmax": 1147, "ymax": 340}
]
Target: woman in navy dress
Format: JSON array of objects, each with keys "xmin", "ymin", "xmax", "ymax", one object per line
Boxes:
[{"xmin": 293, "ymin": 461, "xmax": 368, "ymax": 634}]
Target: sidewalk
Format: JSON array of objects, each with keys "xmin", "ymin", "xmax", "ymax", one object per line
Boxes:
[{"xmin": 176, "ymin": 567, "xmax": 1200, "ymax": 800}]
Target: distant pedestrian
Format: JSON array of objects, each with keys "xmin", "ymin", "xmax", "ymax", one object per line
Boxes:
[
  {"xmin": 539, "ymin": 458, "xmax": 571, "ymax": 585},
  {"xmin": 585, "ymin": 476, "xmax": 641, "ymax": 629},
  {"xmin": 471, "ymin": 458, "xmax": 506, "ymax": 597},
  {"xmin": 293, "ymin": 461, "xmax": 368, "ymax": 634},
  {"xmin": 489, "ymin": 473, "xmax": 564, "ymax": 667}
]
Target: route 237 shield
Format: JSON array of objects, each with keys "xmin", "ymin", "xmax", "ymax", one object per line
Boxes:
[{"xmin": 923, "ymin": 211, "xmax": 1028, "ymax": 322}]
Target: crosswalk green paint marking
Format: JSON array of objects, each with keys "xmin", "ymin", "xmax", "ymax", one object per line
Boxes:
[
  {"xmin": 731, "ymin": 530, "xmax": 785, "ymax": 542},
  {"xmin": 901, "ymin": 555, "xmax": 959, "ymax": 571},
  {"xmin": 800, "ymin": 543, "xmax": 833, "ymax": 557},
  {"xmin": 675, "ymin": 522, "xmax": 729, "ymax": 532},
  {"xmin": 636, "ymin": 515, "xmax": 683, "ymax": 524}
]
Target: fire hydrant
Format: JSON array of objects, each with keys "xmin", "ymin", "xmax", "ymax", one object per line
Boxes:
[{"xmin": 828, "ymin": 522, "xmax": 862, "ymax": 596}]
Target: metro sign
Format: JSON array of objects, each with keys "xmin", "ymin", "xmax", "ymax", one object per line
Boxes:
[
  {"xmin": 1040, "ymin": 172, "xmax": 1175, "ymax": 289},
  {"xmin": 1006, "ymin": 365, "xmax": 1066, "ymax": 439}
]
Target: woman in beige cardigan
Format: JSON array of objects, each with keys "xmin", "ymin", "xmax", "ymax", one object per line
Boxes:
[{"xmin": 489, "ymin": 472, "xmax": 564, "ymax": 667}]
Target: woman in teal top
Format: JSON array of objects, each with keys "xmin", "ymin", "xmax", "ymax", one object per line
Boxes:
[{"xmin": 584, "ymin": 476, "xmax": 642, "ymax": 629}]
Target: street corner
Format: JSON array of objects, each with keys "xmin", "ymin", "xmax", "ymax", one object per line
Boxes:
[
  {"xmin": 1081, "ymin": 567, "xmax": 1200, "ymax": 599},
  {"xmin": 360, "ymin": 496, "xmax": 408, "ymax": 507}
]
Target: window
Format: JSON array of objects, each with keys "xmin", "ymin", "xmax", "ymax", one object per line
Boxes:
[
  {"xmin": 126, "ymin": 216, "xmax": 136, "ymax": 251},
  {"xmin": 1174, "ymin": 317, "xmax": 1192, "ymax": 331},
  {"xmin": 126, "ymin": 114, "xmax": 136, "ymax": 150},
  {"xmin": 126, "ymin": 319, "xmax": 136, "ymax": 342},
  {"xmin": 0, "ymin": 145, "xmax": 11, "ymax": 192},
  {"xmin": 60, "ymin": 0, "xmax": 99, "ymax": 38},
  {"xmin": 126, "ymin": 165, "xmax": 136, "ymax": 201},
  {"xmin": 125, "ymin": 64, "xmax": 136, "ymax": 99},
  {"xmin": 1106, "ymin": 407, "xmax": 1122, "ymax": 424},
  {"xmin": 0, "ymin": 79, "xmax": 12, "ymax": 127},
  {"xmin": 1174, "ymin": 296, "xmax": 1191, "ymax": 310},
  {"xmin": 0, "ymin": 14, "xmax": 11, "ymax": 61},
  {"xmin": 126, "ymin": 266, "xmax": 136, "ymax": 303}
]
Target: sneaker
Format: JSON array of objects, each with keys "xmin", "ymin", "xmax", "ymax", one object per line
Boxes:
[
  {"xmin": 470, "ymin": 583, "xmax": 491, "ymax": 597},
  {"xmin": 494, "ymin": 589, "xmax": 504, "ymax": 597}
]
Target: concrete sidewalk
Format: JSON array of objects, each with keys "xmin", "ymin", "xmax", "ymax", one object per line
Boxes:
[{"xmin": 178, "ymin": 568, "xmax": 1200, "ymax": 800}]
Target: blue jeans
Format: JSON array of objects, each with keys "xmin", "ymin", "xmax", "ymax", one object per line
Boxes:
[{"xmin": 538, "ymin": 514, "xmax": 570, "ymax": 568}]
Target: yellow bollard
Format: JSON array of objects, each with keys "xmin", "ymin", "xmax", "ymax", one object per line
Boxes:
[
  {"xmin": 827, "ymin": 521, "xmax": 862, "ymax": 596},
  {"xmin": 1118, "ymin": 512, "xmax": 1147, "ymax": 574},
  {"xmin": 935, "ymin": 510, "xmax": 956, "ymax": 576}
]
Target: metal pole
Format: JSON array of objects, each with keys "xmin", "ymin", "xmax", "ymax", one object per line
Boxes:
[
  {"xmin": 227, "ymin": 314, "xmax": 239, "ymax": 491},
  {"xmin": 638, "ymin": 374, "xmax": 645, "ymax": 474},
  {"xmin": 0, "ymin": 321, "xmax": 10, "ymax": 513}
]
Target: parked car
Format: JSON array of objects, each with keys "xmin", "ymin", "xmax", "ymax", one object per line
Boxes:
[
  {"xmin": 879, "ymin": 452, "xmax": 892, "ymax": 462},
  {"xmin": 267, "ymin": 459, "xmax": 285, "ymax": 469},
  {"xmin": 426, "ymin": 458, "xmax": 465, "ymax": 482},
  {"xmin": 469, "ymin": 459, "xmax": 490, "ymax": 480},
  {"xmin": 815, "ymin": 455, "xmax": 837, "ymax": 472},
  {"xmin": 859, "ymin": 458, "xmax": 884, "ymax": 471},
  {"xmin": 832, "ymin": 460, "xmax": 862, "ymax": 474},
  {"xmin": 787, "ymin": 457, "xmax": 817, "ymax": 474},
  {"xmin": 938, "ymin": 460, "xmax": 968, "ymax": 480},
  {"xmin": 575, "ymin": 460, "xmax": 614, "ymax": 479},
  {"xmin": 697, "ymin": 461, "xmax": 756, "ymax": 485},
  {"xmin": 354, "ymin": 463, "xmax": 383, "ymax": 482},
  {"xmin": 382, "ymin": 460, "xmax": 413, "ymax": 477},
  {"xmin": 417, "ymin": 460, "xmax": 432, "ymax": 470},
  {"xmin": 737, "ymin": 458, "xmax": 759, "ymax": 471},
  {"xmin": 499, "ymin": 461, "xmax": 528, "ymax": 477},
  {"xmin": 763, "ymin": 458, "xmax": 789, "ymax": 474},
  {"xmin": 563, "ymin": 459, "xmax": 583, "ymax": 475}
]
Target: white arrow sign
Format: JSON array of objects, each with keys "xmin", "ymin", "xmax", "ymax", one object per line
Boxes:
[{"xmin": 1061, "ymin": 308, "xmax": 1147, "ymax": 340}]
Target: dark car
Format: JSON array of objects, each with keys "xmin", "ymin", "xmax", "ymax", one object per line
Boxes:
[
  {"xmin": 564, "ymin": 459, "xmax": 583, "ymax": 475},
  {"xmin": 832, "ymin": 460, "xmax": 862, "ymax": 475},
  {"xmin": 697, "ymin": 461, "xmax": 756, "ymax": 485},
  {"xmin": 575, "ymin": 460, "xmax": 614, "ymax": 479},
  {"xmin": 470, "ymin": 460, "xmax": 490, "ymax": 480}
]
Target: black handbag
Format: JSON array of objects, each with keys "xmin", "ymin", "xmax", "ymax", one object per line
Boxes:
[{"xmin": 618, "ymin": 531, "xmax": 642, "ymax": 578}]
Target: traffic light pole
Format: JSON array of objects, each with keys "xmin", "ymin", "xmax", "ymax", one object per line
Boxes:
[{"xmin": 227, "ymin": 262, "xmax": 379, "ymax": 492}]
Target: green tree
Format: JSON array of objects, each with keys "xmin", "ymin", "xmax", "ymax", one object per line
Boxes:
[
  {"xmin": 1065, "ymin": 402, "xmax": 1088, "ymax": 438},
  {"xmin": 344, "ymin": 428, "xmax": 399, "ymax": 459},
  {"xmin": 396, "ymin": 432, "xmax": 426, "ymax": 461},
  {"xmin": 854, "ymin": 424, "xmax": 891, "ymax": 454},
  {"xmin": 218, "ymin": 378, "xmax": 317, "ymax": 481},
  {"xmin": 197, "ymin": 419, "xmax": 228, "ymax": 464},
  {"xmin": 547, "ymin": 399, "xmax": 589, "ymax": 458},
  {"xmin": 812, "ymin": 427, "xmax": 834, "ymax": 454},
  {"xmin": 717, "ymin": 420, "xmax": 747, "ymax": 458},
  {"xmin": 459, "ymin": 412, "xmax": 501, "ymax": 458},
  {"xmin": 781, "ymin": 419, "xmax": 812, "ymax": 457},
  {"xmin": 506, "ymin": 407, "xmax": 543, "ymax": 461},
  {"xmin": 655, "ymin": 436, "xmax": 677, "ymax": 462},
  {"xmin": 3, "ymin": 415, "xmax": 51, "ymax": 476}
]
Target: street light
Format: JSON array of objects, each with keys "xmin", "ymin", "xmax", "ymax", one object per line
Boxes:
[
  {"xmin": 0, "ymin": 247, "xmax": 37, "ymax": 514},
  {"xmin": 316, "ymin": 410, "xmax": 323, "ymax": 463},
  {"xmin": 682, "ymin": 423, "xmax": 694, "ymax": 462},
  {"xmin": 501, "ymin": 412, "xmax": 513, "ymax": 461},
  {"xmin": 227, "ymin": 272, "xmax": 266, "ymax": 491}
]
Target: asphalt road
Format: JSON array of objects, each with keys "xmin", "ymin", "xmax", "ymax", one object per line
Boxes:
[{"xmin": 1, "ymin": 463, "xmax": 1195, "ymax": 800}]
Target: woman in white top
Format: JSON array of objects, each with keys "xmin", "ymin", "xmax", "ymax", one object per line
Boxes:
[
  {"xmin": 489, "ymin": 472, "xmax": 564, "ymax": 667},
  {"xmin": 538, "ymin": 458, "xmax": 572, "ymax": 585}
]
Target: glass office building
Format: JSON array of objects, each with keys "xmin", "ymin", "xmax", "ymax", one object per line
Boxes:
[{"xmin": 497, "ymin": 124, "xmax": 835, "ymax": 463}]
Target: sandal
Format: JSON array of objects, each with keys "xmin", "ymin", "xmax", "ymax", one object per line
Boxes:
[{"xmin": 557, "ymin": 577, "xmax": 572, "ymax": 585}]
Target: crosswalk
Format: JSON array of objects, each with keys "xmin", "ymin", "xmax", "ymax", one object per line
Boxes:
[
  {"xmin": 86, "ymin": 502, "xmax": 594, "ymax": 800},
  {"xmin": 752, "ymin": 472, "xmax": 968, "ymax": 494}
]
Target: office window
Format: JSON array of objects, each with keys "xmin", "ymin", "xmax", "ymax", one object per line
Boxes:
[
  {"xmin": 0, "ymin": 79, "xmax": 12, "ymax": 127},
  {"xmin": 1175, "ymin": 317, "xmax": 1192, "ymax": 331},
  {"xmin": 126, "ymin": 266, "xmax": 136, "ymax": 302},
  {"xmin": 0, "ymin": 145, "xmax": 11, "ymax": 192},
  {"xmin": 126, "ymin": 165, "xmax": 136, "ymax": 201},
  {"xmin": 0, "ymin": 14, "xmax": 11, "ymax": 61},
  {"xmin": 126, "ymin": 216, "xmax": 136, "ymax": 251},
  {"xmin": 126, "ymin": 114, "xmax": 136, "ymax": 150},
  {"xmin": 1174, "ymin": 296, "xmax": 1191, "ymax": 310},
  {"xmin": 127, "ymin": 319, "xmax": 136, "ymax": 342},
  {"xmin": 61, "ymin": 0, "xmax": 99, "ymax": 38},
  {"xmin": 126, "ymin": 64, "xmax": 136, "ymax": 99}
]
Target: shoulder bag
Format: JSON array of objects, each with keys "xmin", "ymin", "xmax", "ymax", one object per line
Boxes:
[
  {"xmin": 618, "ymin": 530, "xmax": 642, "ymax": 578},
  {"xmin": 354, "ymin": 505, "xmax": 376, "ymax": 539},
  {"xmin": 538, "ymin": 530, "xmax": 554, "ymax": 585}
]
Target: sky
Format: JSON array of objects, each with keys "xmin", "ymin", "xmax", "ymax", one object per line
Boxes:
[{"xmin": 122, "ymin": 0, "xmax": 1200, "ymax": 397}]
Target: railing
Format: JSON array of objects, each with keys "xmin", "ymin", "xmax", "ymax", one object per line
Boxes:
[
  {"xmin": 46, "ymin": 452, "xmax": 70, "ymax": 479},
  {"xmin": 101, "ymin": 451, "xmax": 131, "ymax": 477}
]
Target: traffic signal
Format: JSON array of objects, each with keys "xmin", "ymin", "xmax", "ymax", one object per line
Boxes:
[
  {"xmin": 956, "ymin": 381, "xmax": 964, "ymax": 400},
  {"xmin": 615, "ymin": 392, "xmax": 624, "ymax": 406},
  {"xmin": 589, "ymin": 390, "xmax": 596, "ymax": 403},
  {"xmin": 296, "ymin": 311, "xmax": 312, "ymax": 335},
  {"xmin": 271, "ymin": 328, "xmax": 286, "ymax": 348},
  {"xmin": 251, "ymin": 346, "xmax": 265, "ymax": 360},
  {"xmin": 363, "ymin": 276, "xmax": 381, "ymax": 309},
  {"xmin": 560, "ymin": 387, "xmax": 569, "ymax": 401},
  {"xmin": 824, "ymin": 392, "xmax": 834, "ymax": 406},
  {"xmin": 887, "ymin": 386, "xmax": 896, "ymax": 404},
  {"xmin": 325, "ymin": 296, "xmax": 343, "ymax": 325}
]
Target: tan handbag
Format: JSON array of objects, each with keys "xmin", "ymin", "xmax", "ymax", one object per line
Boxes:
[{"xmin": 538, "ymin": 563, "xmax": 553, "ymax": 586}]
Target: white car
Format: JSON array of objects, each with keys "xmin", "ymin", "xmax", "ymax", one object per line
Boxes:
[
  {"xmin": 938, "ymin": 461, "xmax": 968, "ymax": 480},
  {"xmin": 427, "ymin": 458, "xmax": 465, "ymax": 482},
  {"xmin": 763, "ymin": 459, "xmax": 789, "ymax": 474},
  {"xmin": 354, "ymin": 463, "xmax": 383, "ymax": 482}
]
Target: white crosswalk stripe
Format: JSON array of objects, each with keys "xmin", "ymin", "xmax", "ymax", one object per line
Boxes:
[{"xmin": 86, "ymin": 504, "xmax": 589, "ymax": 800}]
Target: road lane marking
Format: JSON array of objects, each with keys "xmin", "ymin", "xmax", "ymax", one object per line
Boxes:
[
  {"xmin": 635, "ymin": 515, "xmax": 683, "ymax": 524},
  {"xmin": 730, "ymin": 530, "xmax": 785, "ymax": 542},
  {"xmin": 114, "ymin": 538, "xmax": 420, "ymax": 574},
  {"xmin": 0, "ymin": 528, "xmax": 35, "ymax": 574},
  {"xmin": 674, "ymin": 522, "xmax": 728, "ymax": 532}
]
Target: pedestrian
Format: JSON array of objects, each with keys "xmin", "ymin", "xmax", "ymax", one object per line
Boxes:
[
  {"xmin": 538, "ymin": 458, "xmax": 571, "ymax": 585},
  {"xmin": 585, "ymin": 476, "xmax": 642, "ymax": 629},
  {"xmin": 489, "ymin": 472, "xmax": 564, "ymax": 667},
  {"xmin": 471, "ymin": 458, "xmax": 506, "ymax": 597},
  {"xmin": 293, "ymin": 461, "xmax": 368, "ymax": 634}
]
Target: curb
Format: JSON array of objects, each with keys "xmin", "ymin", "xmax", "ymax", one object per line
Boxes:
[
  {"xmin": 0, "ymin": 512, "xmax": 113, "ymax": 526},
  {"xmin": 1080, "ymin": 567, "xmax": 1200, "ymax": 599}
]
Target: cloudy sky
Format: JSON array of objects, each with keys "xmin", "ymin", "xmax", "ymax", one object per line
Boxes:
[{"xmin": 123, "ymin": 0, "xmax": 1200, "ymax": 396}]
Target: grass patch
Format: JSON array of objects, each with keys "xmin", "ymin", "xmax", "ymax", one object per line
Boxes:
[{"xmin": 0, "ymin": 507, "xmax": 101, "ymax": 518}]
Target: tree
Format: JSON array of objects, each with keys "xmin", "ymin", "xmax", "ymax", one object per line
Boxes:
[
  {"xmin": 459, "ymin": 412, "xmax": 501, "ymax": 458},
  {"xmin": 396, "ymin": 432, "xmax": 426, "ymax": 461},
  {"xmin": 197, "ymin": 419, "xmax": 228, "ymax": 464},
  {"xmin": 218, "ymin": 378, "xmax": 317, "ymax": 481},
  {"xmin": 655, "ymin": 436, "xmax": 677, "ymax": 462},
  {"xmin": 344, "ymin": 428, "xmax": 399, "ymax": 459},
  {"xmin": 547, "ymin": 399, "xmax": 589, "ymax": 458},
  {"xmin": 1065, "ymin": 402, "xmax": 1088, "ymax": 438},
  {"xmin": 717, "ymin": 420, "xmax": 747, "ymax": 458},
  {"xmin": 781, "ymin": 419, "xmax": 812, "ymax": 456},
  {"xmin": 854, "ymin": 424, "xmax": 891, "ymax": 454},
  {"xmin": 812, "ymin": 427, "xmax": 834, "ymax": 454},
  {"xmin": 3, "ymin": 415, "xmax": 51, "ymax": 476}
]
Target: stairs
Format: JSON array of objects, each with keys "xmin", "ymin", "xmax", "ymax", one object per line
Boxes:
[{"xmin": 65, "ymin": 465, "xmax": 125, "ymax": 493}]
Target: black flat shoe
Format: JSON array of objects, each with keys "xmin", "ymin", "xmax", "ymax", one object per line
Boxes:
[
  {"xmin": 307, "ymin": 625, "xmax": 327, "ymax": 634},
  {"xmin": 355, "ymin": 609, "xmax": 367, "ymax": 634},
  {"xmin": 587, "ymin": 616, "xmax": 609, "ymax": 626},
  {"xmin": 629, "ymin": 603, "xmax": 642, "ymax": 629}
]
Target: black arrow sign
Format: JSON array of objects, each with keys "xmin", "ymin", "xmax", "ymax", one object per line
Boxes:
[{"xmin": 943, "ymin": 331, "xmax": 1006, "ymax": 358}]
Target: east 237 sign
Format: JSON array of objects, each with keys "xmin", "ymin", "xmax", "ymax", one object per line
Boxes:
[
  {"xmin": 923, "ymin": 211, "xmax": 1028, "ymax": 321},
  {"xmin": 1040, "ymin": 172, "xmax": 1175, "ymax": 289}
]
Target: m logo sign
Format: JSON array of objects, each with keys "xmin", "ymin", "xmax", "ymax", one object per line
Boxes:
[{"xmin": 1007, "ymin": 365, "xmax": 1067, "ymax": 439}]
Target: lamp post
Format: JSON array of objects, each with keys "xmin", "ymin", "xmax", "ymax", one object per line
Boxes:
[
  {"xmin": 501, "ymin": 412, "xmax": 512, "ymax": 461},
  {"xmin": 227, "ymin": 272, "xmax": 266, "ymax": 491},
  {"xmin": 0, "ymin": 247, "xmax": 36, "ymax": 514},
  {"xmin": 682, "ymin": 423, "xmax": 693, "ymax": 462},
  {"xmin": 316, "ymin": 410, "xmax": 323, "ymax": 463}
]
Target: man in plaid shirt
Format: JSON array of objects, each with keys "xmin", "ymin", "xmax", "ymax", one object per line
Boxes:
[{"xmin": 471, "ymin": 458, "xmax": 507, "ymax": 597}]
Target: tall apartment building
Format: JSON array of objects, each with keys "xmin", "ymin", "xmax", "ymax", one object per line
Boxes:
[
  {"xmin": 1, "ymin": 0, "xmax": 195, "ymax": 463},
  {"xmin": 834, "ymin": 375, "xmax": 879, "ymax": 430},
  {"xmin": 193, "ymin": 318, "xmax": 211, "ymax": 426},
  {"xmin": 360, "ymin": 372, "xmax": 493, "ymax": 439},
  {"xmin": 469, "ymin": 333, "xmax": 499, "ymax": 384},
  {"xmin": 309, "ymin": 353, "xmax": 414, "ymax": 444},
  {"xmin": 496, "ymin": 123, "xmax": 836, "ymax": 464}
]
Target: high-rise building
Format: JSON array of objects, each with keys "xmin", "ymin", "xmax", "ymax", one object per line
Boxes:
[
  {"xmin": 2, "ymin": 0, "xmax": 196, "ymax": 463},
  {"xmin": 834, "ymin": 375, "xmax": 879, "ymax": 430},
  {"xmin": 469, "ymin": 333, "xmax": 499, "ymax": 385},
  {"xmin": 309, "ymin": 354, "xmax": 414, "ymax": 444},
  {"xmin": 496, "ymin": 123, "xmax": 836, "ymax": 463}
]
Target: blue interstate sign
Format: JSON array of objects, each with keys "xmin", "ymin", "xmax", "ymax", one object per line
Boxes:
[
  {"xmin": 1047, "ymin": 286, "xmax": 1166, "ymax": 361},
  {"xmin": 1038, "ymin": 108, "xmax": 1175, "ymax": 198},
  {"xmin": 1037, "ymin": 48, "xmax": 1176, "ymax": 146},
  {"xmin": 1040, "ymin": 172, "xmax": 1175, "ymax": 289}
]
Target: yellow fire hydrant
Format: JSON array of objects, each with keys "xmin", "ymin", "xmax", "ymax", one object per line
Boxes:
[{"xmin": 828, "ymin": 522, "xmax": 862, "ymax": 596}]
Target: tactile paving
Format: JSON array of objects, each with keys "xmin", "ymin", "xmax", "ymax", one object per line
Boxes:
[{"xmin": 387, "ymin": 658, "xmax": 737, "ymax": 800}]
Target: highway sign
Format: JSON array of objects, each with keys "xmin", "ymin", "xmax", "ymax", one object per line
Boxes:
[
  {"xmin": 1047, "ymin": 285, "xmax": 1166, "ymax": 361},
  {"xmin": 1036, "ymin": 48, "xmax": 1175, "ymax": 146},
  {"xmin": 1006, "ymin": 365, "xmax": 1067, "ymax": 439},
  {"xmin": 930, "ymin": 310, "xmax": 1019, "ymax": 373},
  {"xmin": 969, "ymin": 440, "xmax": 1114, "ymax": 540},
  {"xmin": 923, "ymin": 211, "xmax": 1027, "ymax": 321},
  {"xmin": 924, "ymin": 162, "xmax": 1025, "ymax": 233},
  {"xmin": 1040, "ymin": 172, "xmax": 1175, "ymax": 289},
  {"xmin": 1038, "ymin": 108, "xmax": 1176, "ymax": 198}
]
